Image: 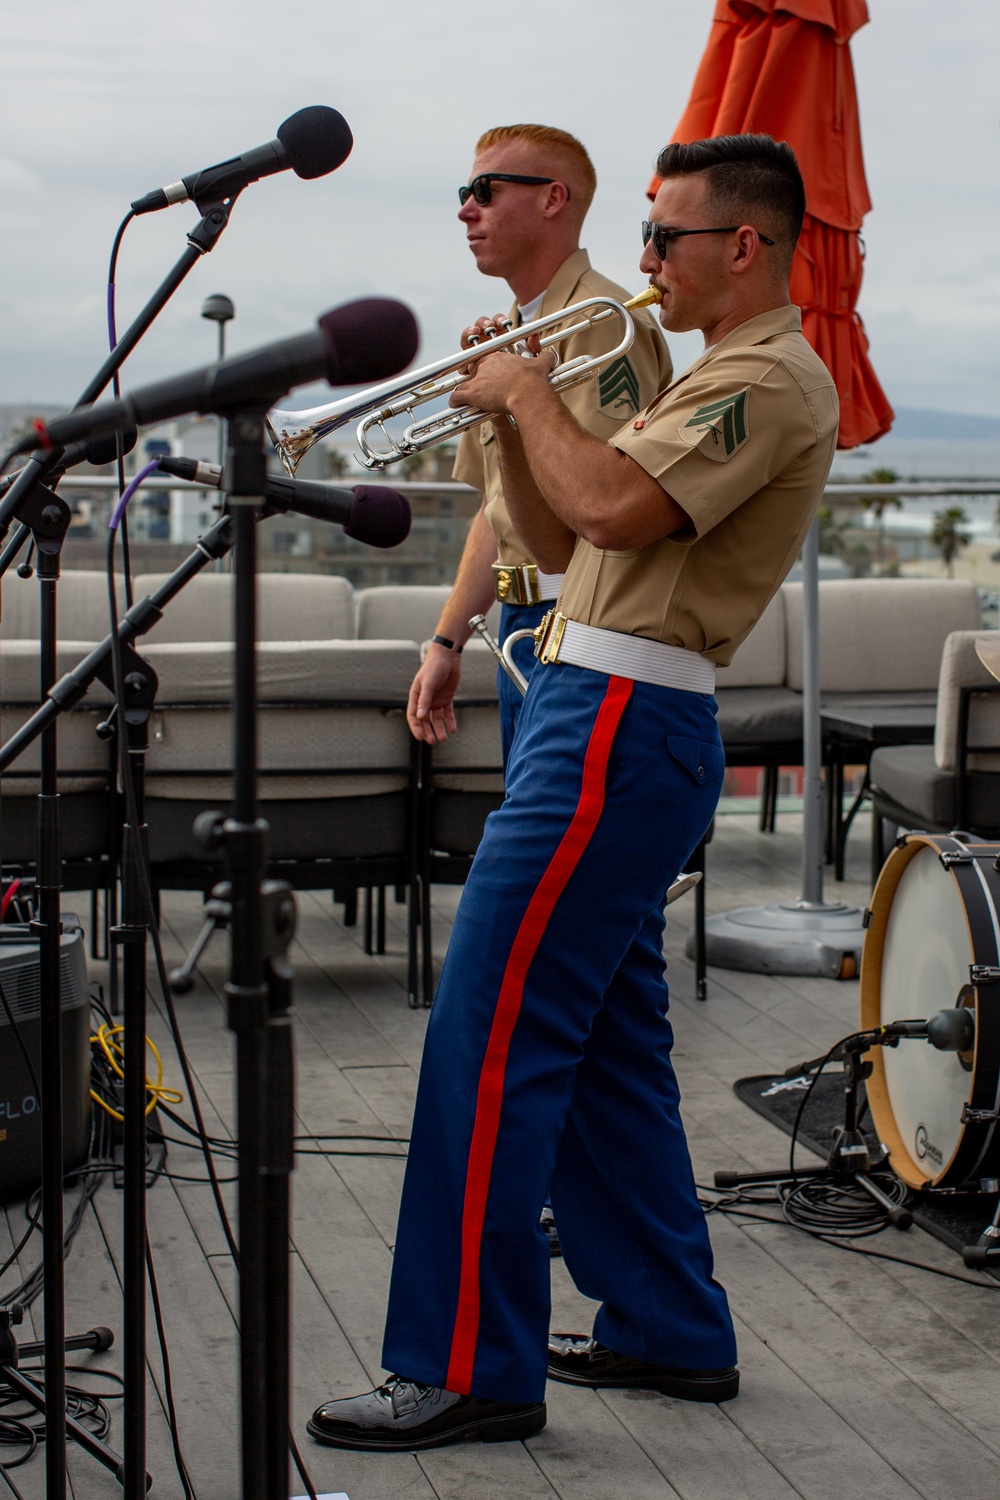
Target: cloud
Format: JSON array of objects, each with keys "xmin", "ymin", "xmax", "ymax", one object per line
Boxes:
[{"xmin": 1, "ymin": 0, "xmax": 998, "ymax": 417}]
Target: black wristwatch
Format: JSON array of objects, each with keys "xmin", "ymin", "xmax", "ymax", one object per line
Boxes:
[{"xmin": 431, "ymin": 634, "xmax": 463, "ymax": 654}]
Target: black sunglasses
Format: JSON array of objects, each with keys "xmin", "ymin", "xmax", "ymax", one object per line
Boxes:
[
  {"xmin": 458, "ymin": 173, "xmax": 570, "ymax": 207},
  {"xmin": 642, "ymin": 221, "xmax": 775, "ymax": 257}
]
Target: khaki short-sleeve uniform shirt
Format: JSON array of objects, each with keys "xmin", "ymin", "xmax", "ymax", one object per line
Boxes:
[
  {"xmin": 558, "ymin": 306, "xmax": 839, "ymax": 665},
  {"xmin": 452, "ymin": 249, "xmax": 673, "ymax": 568}
]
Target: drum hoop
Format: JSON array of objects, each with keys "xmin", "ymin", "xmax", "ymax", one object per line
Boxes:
[{"xmin": 861, "ymin": 833, "xmax": 1000, "ymax": 1189}]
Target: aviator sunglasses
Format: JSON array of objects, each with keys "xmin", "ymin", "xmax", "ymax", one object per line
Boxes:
[
  {"xmin": 459, "ymin": 173, "xmax": 571, "ymax": 207},
  {"xmin": 642, "ymin": 221, "xmax": 775, "ymax": 257}
]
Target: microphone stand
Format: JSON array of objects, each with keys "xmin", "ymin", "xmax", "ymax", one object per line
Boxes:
[{"xmin": 216, "ymin": 413, "xmax": 295, "ymax": 1500}]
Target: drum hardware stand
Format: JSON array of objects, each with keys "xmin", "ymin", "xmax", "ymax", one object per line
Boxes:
[{"xmin": 715, "ymin": 1026, "xmax": 922, "ymax": 1229}]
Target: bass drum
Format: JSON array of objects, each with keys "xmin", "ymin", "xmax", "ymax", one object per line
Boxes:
[{"xmin": 860, "ymin": 832, "xmax": 1000, "ymax": 1190}]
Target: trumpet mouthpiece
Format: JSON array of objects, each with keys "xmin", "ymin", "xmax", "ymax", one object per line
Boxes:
[{"xmin": 626, "ymin": 285, "xmax": 662, "ymax": 309}]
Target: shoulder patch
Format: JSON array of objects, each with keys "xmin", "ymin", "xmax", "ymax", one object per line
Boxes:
[
  {"xmin": 598, "ymin": 355, "xmax": 641, "ymax": 416},
  {"xmin": 679, "ymin": 388, "xmax": 750, "ymax": 461}
]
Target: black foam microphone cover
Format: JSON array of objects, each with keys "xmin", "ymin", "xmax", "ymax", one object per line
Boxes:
[
  {"xmin": 277, "ymin": 106, "xmax": 353, "ymax": 179},
  {"xmin": 83, "ymin": 428, "xmax": 138, "ymax": 466},
  {"xmin": 319, "ymin": 299, "xmax": 420, "ymax": 386},
  {"xmin": 345, "ymin": 485, "xmax": 411, "ymax": 548}
]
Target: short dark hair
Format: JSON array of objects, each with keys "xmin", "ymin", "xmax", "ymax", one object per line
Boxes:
[{"xmin": 655, "ymin": 135, "xmax": 805, "ymax": 265}]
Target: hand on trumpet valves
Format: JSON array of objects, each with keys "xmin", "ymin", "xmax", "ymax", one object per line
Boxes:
[{"xmin": 453, "ymin": 316, "xmax": 557, "ymax": 416}]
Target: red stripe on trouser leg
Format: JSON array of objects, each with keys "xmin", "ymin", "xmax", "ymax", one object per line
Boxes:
[{"xmin": 445, "ymin": 674, "xmax": 634, "ymax": 1394}]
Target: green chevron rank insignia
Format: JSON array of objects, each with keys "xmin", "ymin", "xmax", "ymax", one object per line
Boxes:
[
  {"xmin": 598, "ymin": 356, "xmax": 641, "ymax": 415},
  {"xmin": 680, "ymin": 388, "xmax": 750, "ymax": 461}
]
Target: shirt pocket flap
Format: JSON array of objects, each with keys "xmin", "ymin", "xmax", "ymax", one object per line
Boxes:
[{"xmin": 666, "ymin": 734, "xmax": 725, "ymax": 786}]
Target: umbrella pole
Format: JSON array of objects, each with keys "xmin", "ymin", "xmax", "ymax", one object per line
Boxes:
[{"xmin": 697, "ymin": 519, "xmax": 867, "ymax": 980}]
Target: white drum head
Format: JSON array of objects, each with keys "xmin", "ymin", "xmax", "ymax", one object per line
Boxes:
[{"xmin": 877, "ymin": 844, "xmax": 974, "ymax": 1180}]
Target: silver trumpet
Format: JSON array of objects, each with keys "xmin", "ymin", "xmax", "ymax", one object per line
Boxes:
[{"xmin": 266, "ymin": 286, "xmax": 661, "ymax": 476}]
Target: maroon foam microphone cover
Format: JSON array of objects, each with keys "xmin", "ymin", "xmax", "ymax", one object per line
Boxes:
[
  {"xmin": 344, "ymin": 485, "xmax": 411, "ymax": 549},
  {"xmin": 318, "ymin": 299, "xmax": 420, "ymax": 387}
]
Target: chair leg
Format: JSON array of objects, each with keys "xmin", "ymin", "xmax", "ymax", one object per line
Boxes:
[
  {"xmin": 760, "ymin": 765, "xmax": 779, "ymax": 833},
  {"xmin": 376, "ymin": 886, "xmax": 386, "ymax": 955},
  {"xmin": 871, "ymin": 810, "xmax": 896, "ymax": 889},
  {"xmin": 363, "ymin": 887, "xmax": 374, "ymax": 954},
  {"xmin": 407, "ymin": 879, "xmax": 419, "ymax": 1008},
  {"xmin": 421, "ymin": 877, "xmax": 434, "ymax": 1007},
  {"xmin": 694, "ymin": 840, "xmax": 708, "ymax": 1001}
]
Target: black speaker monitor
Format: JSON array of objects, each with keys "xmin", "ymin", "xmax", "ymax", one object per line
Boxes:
[{"xmin": 0, "ymin": 916, "xmax": 91, "ymax": 1202}]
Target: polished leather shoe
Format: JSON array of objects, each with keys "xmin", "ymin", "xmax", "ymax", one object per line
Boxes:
[
  {"xmin": 307, "ymin": 1376, "xmax": 546, "ymax": 1451},
  {"xmin": 547, "ymin": 1334, "xmax": 739, "ymax": 1402}
]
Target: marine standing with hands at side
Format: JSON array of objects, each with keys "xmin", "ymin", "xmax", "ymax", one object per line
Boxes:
[
  {"xmin": 406, "ymin": 124, "xmax": 672, "ymax": 765},
  {"xmin": 310, "ymin": 134, "xmax": 838, "ymax": 1454}
]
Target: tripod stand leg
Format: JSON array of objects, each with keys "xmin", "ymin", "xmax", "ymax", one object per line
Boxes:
[
  {"xmin": 854, "ymin": 1172, "xmax": 912, "ymax": 1229},
  {"xmin": 0, "ymin": 1364, "xmax": 149, "ymax": 1491}
]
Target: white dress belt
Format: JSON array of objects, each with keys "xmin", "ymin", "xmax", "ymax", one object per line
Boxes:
[
  {"xmin": 534, "ymin": 613, "xmax": 716, "ymax": 694},
  {"xmin": 534, "ymin": 569, "xmax": 564, "ymax": 602}
]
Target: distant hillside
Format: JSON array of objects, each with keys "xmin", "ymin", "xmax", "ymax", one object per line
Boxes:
[{"xmin": 889, "ymin": 407, "xmax": 1000, "ymax": 440}]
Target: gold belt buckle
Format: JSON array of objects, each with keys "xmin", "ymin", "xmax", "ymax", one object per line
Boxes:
[
  {"xmin": 492, "ymin": 562, "xmax": 540, "ymax": 605},
  {"xmin": 533, "ymin": 610, "xmax": 567, "ymax": 665}
]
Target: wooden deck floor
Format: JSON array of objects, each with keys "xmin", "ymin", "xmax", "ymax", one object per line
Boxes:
[{"xmin": 9, "ymin": 810, "xmax": 1000, "ymax": 1499}]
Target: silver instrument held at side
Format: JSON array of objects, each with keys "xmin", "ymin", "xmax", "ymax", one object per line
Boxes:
[{"xmin": 266, "ymin": 286, "xmax": 661, "ymax": 477}]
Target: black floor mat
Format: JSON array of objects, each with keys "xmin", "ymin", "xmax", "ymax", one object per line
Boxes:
[{"xmin": 733, "ymin": 1070, "xmax": 1000, "ymax": 1266}]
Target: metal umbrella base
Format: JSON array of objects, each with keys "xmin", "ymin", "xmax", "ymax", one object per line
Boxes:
[{"xmin": 690, "ymin": 899, "xmax": 866, "ymax": 980}]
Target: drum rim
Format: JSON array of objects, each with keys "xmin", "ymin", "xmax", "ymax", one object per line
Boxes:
[{"xmin": 860, "ymin": 832, "xmax": 1000, "ymax": 1190}]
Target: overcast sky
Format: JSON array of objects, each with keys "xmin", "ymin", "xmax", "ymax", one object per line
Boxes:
[{"xmin": 2, "ymin": 0, "xmax": 998, "ymax": 429}]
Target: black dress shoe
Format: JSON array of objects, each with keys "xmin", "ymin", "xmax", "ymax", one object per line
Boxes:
[
  {"xmin": 547, "ymin": 1334, "xmax": 739, "ymax": 1402},
  {"xmin": 307, "ymin": 1377, "xmax": 546, "ymax": 1451}
]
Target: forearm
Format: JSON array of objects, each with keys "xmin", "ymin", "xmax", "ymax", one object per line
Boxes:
[
  {"xmin": 433, "ymin": 503, "xmax": 502, "ymax": 645},
  {"xmin": 506, "ymin": 382, "xmax": 686, "ymax": 552}
]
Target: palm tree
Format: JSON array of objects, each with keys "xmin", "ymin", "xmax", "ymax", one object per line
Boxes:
[
  {"xmin": 931, "ymin": 506, "xmax": 972, "ymax": 578},
  {"xmin": 864, "ymin": 466, "xmax": 902, "ymax": 574}
]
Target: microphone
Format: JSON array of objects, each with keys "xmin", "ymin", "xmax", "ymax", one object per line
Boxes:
[
  {"xmin": 0, "ymin": 429, "xmax": 138, "ymax": 497},
  {"xmin": 885, "ymin": 1009, "xmax": 976, "ymax": 1051},
  {"xmin": 17, "ymin": 299, "xmax": 419, "ymax": 455},
  {"xmin": 130, "ymin": 106, "xmax": 353, "ymax": 215},
  {"xmin": 156, "ymin": 457, "xmax": 411, "ymax": 549}
]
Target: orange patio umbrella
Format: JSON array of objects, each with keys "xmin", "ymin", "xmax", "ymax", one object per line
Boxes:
[{"xmin": 650, "ymin": 0, "xmax": 893, "ymax": 449}]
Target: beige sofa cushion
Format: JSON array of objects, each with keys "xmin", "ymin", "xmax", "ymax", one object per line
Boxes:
[
  {"xmin": 0, "ymin": 641, "xmax": 113, "ymax": 791},
  {"xmin": 142, "ymin": 640, "xmax": 417, "ymax": 800},
  {"xmin": 716, "ymin": 590, "xmax": 786, "ymax": 689},
  {"xmin": 934, "ymin": 631, "xmax": 1000, "ymax": 772},
  {"xmin": 0, "ymin": 572, "xmax": 125, "ymax": 642},
  {"xmin": 357, "ymin": 585, "xmax": 502, "ymax": 644},
  {"xmin": 132, "ymin": 572, "xmax": 355, "ymax": 643},
  {"xmin": 783, "ymin": 579, "xmax": 981, "ymax": 693}
]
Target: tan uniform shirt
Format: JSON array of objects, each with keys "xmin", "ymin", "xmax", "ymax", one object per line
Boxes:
[
  {"xmin": 452, "ymin": 249, "xmax": 673, "ymax": 568},
  {"xmin": 559, "ymin": 306, "xmax": 839, "ymax": 665}
]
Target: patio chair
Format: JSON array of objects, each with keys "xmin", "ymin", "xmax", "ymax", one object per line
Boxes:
[
  {"xmin": 141, "ymin": 638, "xmax": 422, "ymax": 1003},
  {"xmin": 870, "ymin": 630, "xmax": 1000, "ymax": 884}
]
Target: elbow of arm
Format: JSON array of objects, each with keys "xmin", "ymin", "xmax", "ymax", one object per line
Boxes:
[{"xmin": 581, "ymin": 514, "xmax": 629, "ymax": 552}]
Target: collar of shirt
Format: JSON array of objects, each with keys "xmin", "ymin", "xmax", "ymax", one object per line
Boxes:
[
  {"xmin": 516, "ymin": 291, "xmax": 545, "ymax": 327},
  {"xmin": 668, "ymin": 305, "xmax": 804, "ymax": 393}
]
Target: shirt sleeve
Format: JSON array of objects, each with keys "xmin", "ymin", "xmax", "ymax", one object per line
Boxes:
[
  {"xmin": 611, "ymin": 350, "xmax": 821, "ymax": 538},
  {"xmin": 451, "ymin": 425, "xmax": 486, "ymax": 491},
  {"xmin": 552, "ymin": 304, "xmax": 673, "ymax": 442}
]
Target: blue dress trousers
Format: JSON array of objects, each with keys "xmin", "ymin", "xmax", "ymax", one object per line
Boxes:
[{"xmin": 383, "ymin": 660, "xmax": 737, "ymax": 1402}]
